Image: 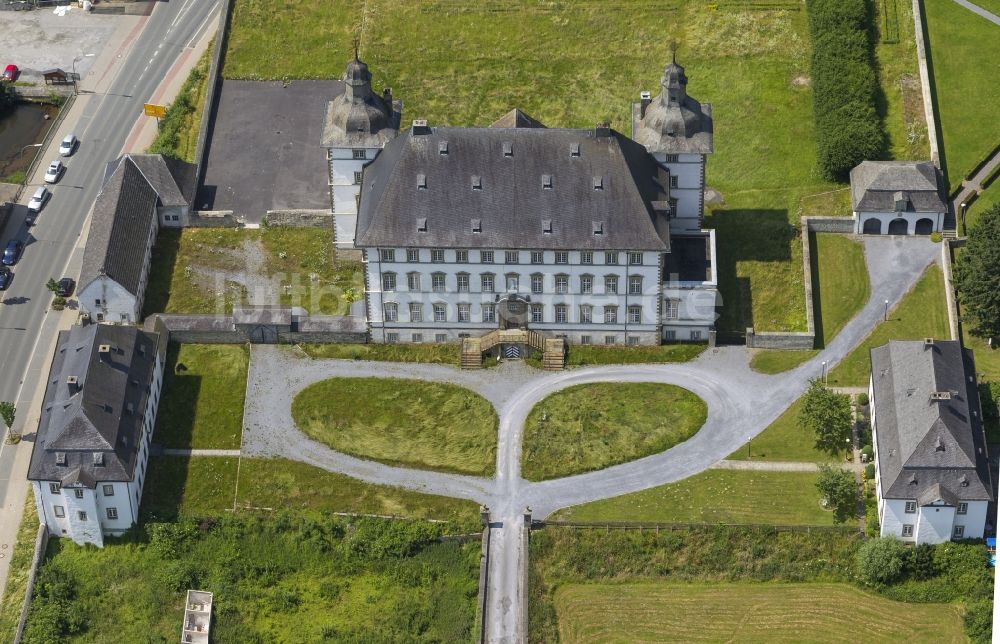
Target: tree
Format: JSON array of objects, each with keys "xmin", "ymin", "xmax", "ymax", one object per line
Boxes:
[
  {"xmin": 0, "ymin": 401, "xmax": 16, "ymax": 443},
  {"xmin": 0, "ymin": 83, "xmax": 15, "ymax": 118},
  {"xmin": 955, "ymin": 203, "xmax": 1000, "ymax": 340},
  {"xmin": 46, "ymin": 278, "xmax": 60, "ymax": 294},
  {"xmin": 815, "ymin": 464, "xmax": 857, "ymax": 523},
  {"xmin": 856, "ymin": 536, "xmax": 907, "ymax": 585},
  {"xmin": 799, "ymin": 379, "xmax": 853, "ymax": 454}
]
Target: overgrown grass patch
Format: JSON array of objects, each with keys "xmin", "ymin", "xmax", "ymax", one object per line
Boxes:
[
  {"xmin": 153, "ymin": 343, "xmax": 248, "ymax": 449},
  {"xmin": 148, "ymin": 44, "xmax": 212, "ymax": 162},
  {"xmin": 522, "ymin": 383, "xmax": 706, "ymax": 481},
  {"xmin": 292, "ymin": 377, "xmax": 498, "ymax": 476},
  {"xmin": 0, "ymin": 495, "xmax": 38, "ymax": 642},
  {"xmin": 826, "ymin": 264, "xmax": 949, "ymax": 387},
  {"xmin": 551, "ymin": 469, "xmax": 832, "ymax": 525},
  {"xmin": 875, "ymin": 0, "xmax": 930, "ymax": 161},
  {"xmin": 296, "ymin": 342, "xmax": 460, "ymax": 365},
  {"xmin": 564, "ymin": 343, "xmax": 705, "ymax": 366},
  {"xmin": 141, "ymin": 457, "xmax": 240, "ymax": 521}
]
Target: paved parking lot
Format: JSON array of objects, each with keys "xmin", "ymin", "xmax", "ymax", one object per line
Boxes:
[
  {"xmin": 0, "ymin": 6, "xmax": 118, "ymax": 82},
  {"xmin": 196, "ymin": 80, "xmax": 338, "ymax": 222}
]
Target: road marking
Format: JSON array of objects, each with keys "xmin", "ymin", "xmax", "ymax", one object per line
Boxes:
[{"xmin": 186, "ymin": 4, "xmax": 220, "ymax": 49}]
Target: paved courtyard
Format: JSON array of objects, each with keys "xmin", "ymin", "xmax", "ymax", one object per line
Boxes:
[
  {"xmin": 196, "ymin": 80, "xmax": 337, "ymax": 221},
  {"xmin": 0, "ymin": 6, "xmax": 119, "ymax": 82}
]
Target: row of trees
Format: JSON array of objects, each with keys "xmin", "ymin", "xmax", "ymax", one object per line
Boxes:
[
  {"xmin": 806, "ymin": 0, "xmax": 886, "ymax": 180},
  {"xmin": 955, "ymin": 204, "xmax": 1000, "ymax": 341}
]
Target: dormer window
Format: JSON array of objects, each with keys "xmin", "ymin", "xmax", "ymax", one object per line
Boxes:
[
  {"xmin": 502, "ymin": 141, "xmax": 513, "ymax": 157},
  {"xmin": 438, "ymin": 141, "xmax": 449, "ymax": 155},
  {"xmin": 542, "ymin": 219, "xmax": 553, "ymax": 234},
  {"xmin": 471, "ymin": 218, "xmax": 482, "ymax": 233},
  {"xmin": 592, "ymin": 221, "xmax": 604, "ymax": 236},
  {"xmin": 416, "ymin": 218, "xmax": 428, "ymax": 233},
  {"xmin": 417, "ymin": 173, "xmax": 427, "ymax": 189},
  {"xmin": 593, "ymin": 176, "xmax": 604, "ymax": 190},
  {"xmin": 472, "ymin": 175, "xmax": 482, "ymax": 190},
  {"xmin": 570, "ymin": 143, "xmax": 580, "ymax": 157},
  {"xmin": 55, "ymin": 452, "xmax": 66, "ymax": 465},
  {"xmin": 93, "ymin": 452, "xmax": 104, "ymax": 466},
  {"xmin": 541, "ymin": 174, "xmax": 553, "ymax": 189}
]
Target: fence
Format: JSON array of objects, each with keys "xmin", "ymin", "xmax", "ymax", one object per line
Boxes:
[
  {"xmin": 540, "ymin": 520, "xmax": 862, "ymax": 536},
  {"xmin": 13, "ymin": 524, "xmax": 49, "ymax": 644},
  {"xmin": 12, "ymin": 93, "xmax": 76, "ymax": 204}
]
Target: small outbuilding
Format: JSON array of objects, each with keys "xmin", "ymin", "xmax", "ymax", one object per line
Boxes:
[
  {"xmin": 850, "ymin": 160, "xmax": 946, "ymax": 235},
  {"xmin": 42, "ymin": 68, "xmax": 71, "ymax": 85}
]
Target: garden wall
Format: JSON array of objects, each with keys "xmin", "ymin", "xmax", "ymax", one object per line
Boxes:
[
  {"xmin": 186, "ymin": 210, "xmax": 241, "ymax": 228},
  {"xmin": 145, "ymin": 312, "xmax": 367, "ymax": 344},
  {"xmin": 13, "ymin": 525, "xmax": 48, "ymax": 644},
  {"xmin": 264, "ymin": 210, "xmax": 334, "ymax": 228}
]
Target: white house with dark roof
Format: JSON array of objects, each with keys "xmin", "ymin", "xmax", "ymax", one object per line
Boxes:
[
  {"xmin": 870, "ymin": 339, "xmax": 993, "ymax": 544},
  {"xmin": 851, "ymin": 161, "xmax": 947, "ymax": 235},
  {"xmin": 78, "ymin": 154, "xmax": 195, "ymax": 324},
  {"xmin": 343, "ymin": 56, "xmax": 718, "ymax": 346},
  {"xmin": 28, "ymin": 324, "xmax": 166, "ymax": 547}
]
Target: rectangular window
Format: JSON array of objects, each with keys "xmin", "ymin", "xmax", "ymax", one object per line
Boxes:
[
  {"xmin": 690, "ymin": 330, "xmax": 702, "ymax": 341},
  {"xmin": 904, "ymin": 501, "xmax": 916, "ymax": 514},
  {"xmin": 409, "ymin": 303, "xmax": 423, "ymax": 323},
  {"xmin": 77, "ymin": 511, "xmax": 88, "ymax": 522},
  {"xmin": 354, "ymin": 171, "xmax": 363, "ymax": 185},
  {"xmin": 49, "ymin": 483, "xmax": 60, "ymax": 494},
  {"xmin": 531, "ymin": 251, "xmax": 544, "ymax": 264},
  {"xmin": 665, "ymin": 299, "xmax": 679, "ymax": 320},
  {"xmin": 605, "ymin": 335, "xmax": 616, "ymax": 345},
  {"xmin": 506, "ymin": 274, "xmax": 519, "ymax": 291},
  {"xmin": 433, "ymin": 304, "xmax": 447, "ymax": 322},
  {"xmin": 954, "ymin": 525, "xmax": 965, "ymax": 539},
  {"xmin": 580, "ymin": 251, "xmax": 593, "ymax": 265},
  {"xmin": 412, "ymin": 333, "xmax": 423, "ymax": 343},
  {"xmin": 481, "ymin": 274, "xmax": 495, "ymax": 293},
  {"xmin": 628, "ymin": 306, "xmax": 642, "ymax": 323},
  {"xmin": 605, "ymin": 275, "xmax": 618, "ymax": 294},
  {"xmin": 384, "ymin": 302, "xmax": 398, "ymax": 322},
  {"xmin": 382, "ymin": 273, "xmax": 396, "ymax": 292},
  {"xmin": 580, "ymin": 275, "xmax": 593, "ymax": 294},
  {"xmin": 957, "ymin": 502, "xmax": 968, "ymax": 515},
  {"xmin": 665, "ymin": 154, "xmax": 679, "ymax": 163},
  {"xmin": 432, "ymin": 273, "xmax": 446, "ymax": 292},
  {"xmin": 902, "ymin": 524, "xmax": 914, "ymax": 538},
  {"xmin": 407, "ymin": 273, "xmax": 421, "ymax": 291},
  {"xmin": 580, "ymin": 305, "xmax": 593, "ymax": 324},
  {"xmin": 555, "ymin": 275, "xmax": 569, "ymax": 294},
  {"xmin": 555, "ymin": 305, "xmax": 568, "ymax": 324},
  {"xmin": 581, "ymin": 335, "xmax": 592, "ymax": 345},
  {"xmin": 481, "ymin": 250, "xmax": 494, "ymax": 263},
  {"xmin": 604, "ymin": 306, "xmax": 618, "ymax": 324},
  {"xmin": 74, "ymin": 489, "xmax": 84, "ymax": 499},
  {"xmin": 103, "ymin": 484, "xmax": 114, "ymax": 497},
  {"xmin": 435, "ymin": 333, "xmax": 448, "ymax": 343},
  {"xmin": 531, "ymin": 274, "xmax": 543, "ymax": 294},
  {"xmin": 431, "ymin": 249, "xmax": 445, "ymax": 263},
  {"xmin": 352, "ymin": 149, "xmax": 367, "ymax": 159},
  {"xmin": 555, "ymin": 251, "xmax": 569, "ymax": 264},
  {"xmin": 458, "ymin": 303, "xmax": 471, "ymax": 322},
  {"xmin": 386, "ymin": 332, "xmax": 399, "ymax": 343},
  {"xmin": 380, "ymin": 249, "xmax": 395, "ymax": 262},
  {"xmin": 456, "ymin": 250, "xmax": 469, "ymax": 263},
  {"xmin": 531, "ymin": 304, "xmax": 543, "ymax": 323},
  {"xmin": 483, "ymin": 304, "xmax": 496, "ymax": 323},
  {"xmin": 505, "ymin": 251, "xmax": 519, "ymax": 264},
  {"xmin": 669, "ymin": 175, "xmax": 678, "ymax": 189},
  {"xmin": 628, "ymin": 252, "xmax": 643, "ymax": 265},
  {"xmin": 605, "ymin": 251, "xmax": 619, "ymax": 265},
  {"xmin": 457, "ymin": 273, "xmax": 470, "ymax": 292},
  {"xmin": 54, "ymin": 505, "xmax": 65, "ymax": 518},
  {"xmin": 407, "ymin": 248, "xmax": 421, "ymax": 263},
  {"xmin": 106, "ymin": 507, "xmax": 118, "ymax": 520},
  {"xmin": 664, "ymin": 330, "xmax": 676, "ymax": 341},
  {"xmin": 628, "ymin": 276, "xmax": 643, "ymax": 295},
  {"xmin": 627, "ymin": 336, "xmax": 640, "ymax": 346}
]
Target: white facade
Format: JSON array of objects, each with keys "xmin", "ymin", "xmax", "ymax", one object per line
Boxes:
[
  {"xmin": 652, "ymin": 152, "xmax": 705, "ymax": 232},
  {"xmin": 32, "ymin": 349, "xmax": 162, "ymax": 547},
  {"xmin": 328, "ymin": 146, "xmax": 378, "ymax": 248},
  {"xmin": 855, "ymin": 210, "xmax": 944, "ymax": 235}
]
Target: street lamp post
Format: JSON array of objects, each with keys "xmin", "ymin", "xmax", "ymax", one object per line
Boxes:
[
  {"xmin": 960, "ymin": 202, "xmax": 967, "ymax": 232},
  {"xmin": 72, "ymin": 54, "xmax": 95, "ymax": 91},
  {"xmin": 883, "ymin": 299, "xmax": 889, "ymax": 321},
  {"xmin": 747, "ymin": 435, "xmax": 752, "ymax": 459},
  {"xmin": 821, "ymin": 360, "xmax": 827, "ymax": 385},
  {"xmin": 19, "ymin": 143, "xmax": 43, "ymax": 158}
]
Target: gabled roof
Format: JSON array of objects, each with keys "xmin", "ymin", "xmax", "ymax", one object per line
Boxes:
[
  {"xmin": 871, "ymin": 340, "xmax": 992, "ymax": 502},
  {"xmin": 126, "ymin": 154, "xmax": 197, "ymax": 207},
  {"xmin": 850, "ymin": 161, "xmax": 946, "ymax": 213},
  {"xmin": 490, "ymin": 109, "xmax": 546, "ymax": 129},
  {"xmin": 28, "ymin": 324, "xmax": 162, "ymax": 486},
  {"xmin": 355, "ymin": 125, "xmax": 671, "ymax": 251},
  {"xmin": 79, "ymin": 157, "xmax": 159, "ymax": 296}
]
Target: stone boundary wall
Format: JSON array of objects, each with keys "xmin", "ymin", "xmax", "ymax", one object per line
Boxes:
[
  {"xmin": 264, "ymin": 210, "xmax": 334, "ymax": 228},
  {"xmin": 13, "ymin": 525, "xmax": 48, "ymax": 644},
  {"xmin": 187, "ymin": 210, "xmax": 241, "ymax": 228},
  {"xmin": 912, "ymin": 0, "xmax": 942, "ymax": 169},
  {"xmin": 520, "ymin": 513, "xmax": 530, "ymax": 640},
  {"xmin": 476, "ymin": 523, "xmax": 491, "ymax": 644},
  {"xmin": 144, "ymin": 313, "xmax": 367, "ymax": 344},
  {"xmin": 192, "ymin": 0, "xmax": 236, "ymax": 192},
  {"xmin": 12, "ymin": 85, "xmax": 74, "ymax": 101},
  {"xmin": 941, "ymin": 240, "xmax": 959, "ymax": 340}
]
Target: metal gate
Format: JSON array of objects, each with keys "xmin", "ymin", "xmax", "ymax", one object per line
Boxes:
[{"xmin": 503, "ymin": 344, "xmax": 521, "ymax": 359}]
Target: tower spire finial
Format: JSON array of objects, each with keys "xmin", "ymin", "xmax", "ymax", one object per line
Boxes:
[
  {"xmin": 353, "ymin": 37, "xmax": 360, "ymax": 61},
  {"xmin": 670, "ymin": 40, "xmax": 678, "ymax": 64}
]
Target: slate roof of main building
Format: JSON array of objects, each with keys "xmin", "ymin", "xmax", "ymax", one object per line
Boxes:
[
  {"xmin": 28, "ymin": 324, "xmax": 163, "ymax": 486},
  {"xmin": 850, "ymin": 161, "xmax": 946, "ymax": 213},
  {"xmin": 355, "ymin": 125, "xmax": 672, "ymax": 251},
  {"xmin": 870, "ymin": 340, "xmax": 992, "ymax": 503}
]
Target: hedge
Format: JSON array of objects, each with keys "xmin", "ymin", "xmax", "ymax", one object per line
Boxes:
[{"xmin": 807, "ymin": 0, "xmax": 886, "ymax": 181}]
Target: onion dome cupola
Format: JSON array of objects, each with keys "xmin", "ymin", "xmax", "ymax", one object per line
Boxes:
[
  {"xmin": 632, "ymin": 56, "xmax": 713, "ymax": 155},
  {"xmin": 322, "ymin": 54, "xmax": 402, "ymax": 148}
]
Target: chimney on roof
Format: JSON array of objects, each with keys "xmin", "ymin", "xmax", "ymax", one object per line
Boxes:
[
  {"xmin": 924, "ymin": 337, "xmax": 935, "ymax": 348},
  {"xmin": 383, "ymin": 87, "xmax": 392, "ymax": 105},
  {"xmin": 595, "ymin": 122, "xmax": 611, "ymax": 138},
  {"xmin": 411, "ymin": 119, "xmax": 430, "ymax": 135},
  {"xmin": 66, "ymin": 375, "xmax": 79, "ymax": 388},
  {"xmin": 640, "ymin": 91, "xmax": 652, "ymax": 118},
  {"xmin": 930, "ymin": 391, "xmax": 952, "ymax": 402},
  {"xmin": 98, "ymin": 344, "xmax": 111, "ymax": 355}
]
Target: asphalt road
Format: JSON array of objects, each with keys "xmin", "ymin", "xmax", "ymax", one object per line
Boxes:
[{"xmin": 0, "ymin": 0, "xmax": 219, "ymax": 510}]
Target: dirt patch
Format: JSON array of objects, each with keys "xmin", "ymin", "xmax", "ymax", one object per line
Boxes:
[
  {"xmin": 899, "ymin": 73, "xmax": 928, "ymax": 152},
  {"xmin": 791, "ymin": 75, "xmax": 810, "ymax": 87},
  {"xmin": 186, "ymin": 238, "xmax": 281, "ymax": 305}
]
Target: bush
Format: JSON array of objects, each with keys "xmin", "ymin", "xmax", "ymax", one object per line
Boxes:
[
  {"xmin": 864, "ymin": 462, "xmax": 875, "ymax": 479},
  {"xmin": 964, "ymin": 599, "xmax": 993, "ymax": 643},
  {"xmin": 856, "ymin": 537, "xmax": 907, "ymax": 585},
  {"xmin": 861, "ymin": 445, "xmax": 874, "ymax": 462},
  {"xmin": 856, "ymin": 392, "xmax": 869, "ymax": 407}
]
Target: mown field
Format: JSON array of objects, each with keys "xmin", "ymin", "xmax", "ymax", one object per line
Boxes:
[
  {"xmin": 553, "ymin": 581, "xmax": 965, "ymax": 643},
  {"xmin": 291, "ymin": 377, "xmax": 498, "ymax": 476},
  {"xmin": 729, "ymin": 397, "xmax": 840, "ymax": 463}
]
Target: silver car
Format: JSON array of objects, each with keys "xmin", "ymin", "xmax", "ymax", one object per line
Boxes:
[
  {"xmin": 28, "ymin": 186, "xmax": 50, "ymax": 213},
  {"xmin": 43, "ymin": 160, "xmax": 64, "ymax": 184},
  {"xmin": 59, "ymin": 134, "xmax": 78, "ymax": 156}
]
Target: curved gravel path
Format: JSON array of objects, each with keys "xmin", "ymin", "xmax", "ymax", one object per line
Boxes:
[{"xmin": 241, "ymin": 235, "xmax": 940, "ymax": 643}]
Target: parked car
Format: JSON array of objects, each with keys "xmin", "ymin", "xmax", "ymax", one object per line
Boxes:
[
  {"xmin": 0, "ymin": 267, "xmax": 11, "ymax": 291},
  {"xmin": 56, "ymin": 277, "xmax": 75, "ymax": 297},
  {"xmin": 27, "ymin": 186, "xmax": 50, "ymax": 213},
  {"xmin": 43, "ymin": 160, "xmax": 64, "ymax": 184},
  {"xmin": 2, "ymin": 240, "xmax": 24, "ymax": 266},
  {"xmin": 1, "ymin": 64, "xmax": 18, "ymax": 82},
  {"xmin": 59, "ymin": 134, "xmax": 78, "ymax": 156}
]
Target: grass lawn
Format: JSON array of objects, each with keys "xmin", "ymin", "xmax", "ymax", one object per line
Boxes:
[
  {"xmin": 965, "ymin": 179, "xmax": 1000, "ymax": 233},
  {"xmin": 875, "ymin": 0, "xmax": 931, "ymax": 162},
  {"xmin": 826, "ymin": 264, "xmax": 949, "ymax": 387},
  {"xmin": 553, "ymin": 582, "xmax": 964, "ymax": 643},
  {"xmin": 297, "ymin": 342, "xmax": 460, "ymax": 365},
  {"xmin": 147, "ymin": 44, "xmax": 212, "ymax": 162},
  {"xmin": 923, "ymin": 0, "xmax": 1000, "ymax": 188},
  {"xmin": 153, "ymin": 344, "xmax": 248, "ymax": 449},
  {"xmin": 751, "ymin": 234, "xmax": 870, "ymax": 373},
  {"xmin": 564, "ymin": 343, "xmax": 705, "ymax": 366},
  {"xmin": 0, "ymin": 495, "xmax": 38, "ymax": 642},
  {"xmin": 292, "ymin": 377, "xmax": 498, "ymax": 476},
  {"xmin": 22, "ymin": 514, "xmax": 479, "ymax": 643},
  {"xmin": 522, "ymin": 383, "xmax": 707, "ymax": 481},
  {"xmin": 551, "ymin": 470, "xmax": 833, "ymax": 526},
  {"xmin": 141, "ymin": 457, "xmax": 240, "ymax": 520},
  {"xmin": 143, "ymin": 228, "xmax": 363, "ymax": 316},
  {"xmin": 729, "ymin": 398, "xmax": 840, "ymax": 462}
]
